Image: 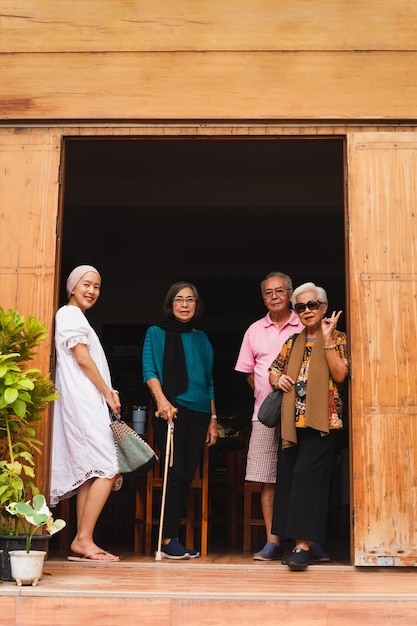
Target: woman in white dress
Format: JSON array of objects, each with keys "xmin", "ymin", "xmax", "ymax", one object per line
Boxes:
[{"xmin": 50, "ymin": 265, "xmax": 122, "ymax": 562}]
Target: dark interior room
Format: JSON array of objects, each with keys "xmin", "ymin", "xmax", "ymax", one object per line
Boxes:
[{"xmin": 55, "ymin": 136, "xmax": 349, "ymax": 556}]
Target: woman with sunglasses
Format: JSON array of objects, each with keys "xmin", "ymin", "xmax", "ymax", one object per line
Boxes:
[{"xmin": 268, "ymin": 282, "xmax": 349, "ymax": 570}]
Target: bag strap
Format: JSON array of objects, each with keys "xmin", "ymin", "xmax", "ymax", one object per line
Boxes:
[
  {"xmin": 283, "ymin": 333, "xmax": 299, "ymax": 373},
  {"xmin": 109, "ymin": 407, "xmax": 119, "ymax": 422}
]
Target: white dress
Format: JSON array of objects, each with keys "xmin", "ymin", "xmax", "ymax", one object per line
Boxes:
[{"xmin": 50, "ymin": 305, "xmax": 120, "ymax": 506}]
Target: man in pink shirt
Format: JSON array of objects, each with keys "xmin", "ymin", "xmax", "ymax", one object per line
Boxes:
[{"xmin": 235, "ymin": 271, "xmax": 303, "ymax": 560}]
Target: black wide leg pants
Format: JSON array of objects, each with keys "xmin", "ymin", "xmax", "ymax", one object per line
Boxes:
[
  {"xmin": 153, "ymin": 403, "xmax": 210, "ymax": 540},
  {"xmin": 271, "ymin": 427, "xmax": 336, "ymax": 544}
]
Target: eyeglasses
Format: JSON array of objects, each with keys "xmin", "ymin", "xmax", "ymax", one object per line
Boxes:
[
  {"xmin": 264, "ymin": 288, "xmax": 289, "ymax": 298},
  {"xmin": 294, "ymin": 299, "xmax": 324, "ymax": 314},
  {"xmin": 172, "ymin": 296, "xmax": 196, "ymax": 305}
]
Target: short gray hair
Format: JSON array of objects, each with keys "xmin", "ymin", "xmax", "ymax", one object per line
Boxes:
[
  {"xmin": 291, "ymin": 282, "xmax": 328, "ymax": 307},
  {"xmin": 260, "ymin": 271, "xmax": 293, "ymax": 295}
]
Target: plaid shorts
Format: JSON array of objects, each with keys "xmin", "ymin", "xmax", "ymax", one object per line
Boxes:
[{"xmin": 245, "ymin": 420, "xmax": 279, "ymax": 483}]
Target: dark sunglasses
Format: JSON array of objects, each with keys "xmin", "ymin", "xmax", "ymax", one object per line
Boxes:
[{"xmin": 294, "ymin": 299, "xmax": 324, "ymax": 314}]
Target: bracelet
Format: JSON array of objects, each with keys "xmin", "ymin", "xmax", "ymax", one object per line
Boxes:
[
  {"xmin": 112, "ymin": 389, "xmax": 119, "ymax": 394},
  {"xmin": 323, "ymin": 345, "xmax": 337, "ymax": 350},
  {"xmin": 211, "ymin": 415, "xmax": 218, "ymax": 420},
  {"xmin": 271, "ymin": 379, "xmax": 280, "ymax": 388}
]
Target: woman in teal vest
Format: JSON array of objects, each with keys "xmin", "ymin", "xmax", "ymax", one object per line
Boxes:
[{"xmin": 142, "ymin": 281, "xmax": 218, "ymax": 559}]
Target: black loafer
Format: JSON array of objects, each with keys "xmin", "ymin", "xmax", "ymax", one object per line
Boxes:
[{"xmin": 286, "ymin": 547, "xmax": 313, "ymax": 570}]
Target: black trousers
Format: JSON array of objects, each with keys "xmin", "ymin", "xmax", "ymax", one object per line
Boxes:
[
  {"xmin": 153, "ymin": 403, "xmax": 210, "ymax": 540},
  {"xmin": 271, "ymin": 428, "xmax": 336, "ymax": 544}
]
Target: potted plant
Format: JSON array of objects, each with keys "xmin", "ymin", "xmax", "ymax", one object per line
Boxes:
[
  {"xmin": 6, "ymin": 494, "xmax": 65, "ymax": 586},
  {"xmin": 0, "ymin": 307, "xmax": 59, "ymax": 580}
]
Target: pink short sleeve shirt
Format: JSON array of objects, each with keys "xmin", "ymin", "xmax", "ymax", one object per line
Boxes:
[{"xmin": 235, "ymin": 311, "xmax": 303, "ymax": 421}]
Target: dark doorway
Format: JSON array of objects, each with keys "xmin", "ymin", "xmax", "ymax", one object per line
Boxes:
[{"xmin": 58, "ymin": 136, "xmax": 348, "ymax": 557}]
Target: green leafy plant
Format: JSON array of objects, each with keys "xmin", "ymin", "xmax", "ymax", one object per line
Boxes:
[
  {"xmin": 6, "ymin": 494, "xmax": 66, "ymax": 552},
  {"xmin": 0, "ymin": 308, "xmax": 59, "ymax": 536}
]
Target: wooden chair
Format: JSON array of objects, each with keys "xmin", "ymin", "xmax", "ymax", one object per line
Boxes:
[
  {"xmin": 243, "ymin": 481, "xmax": 264, "ymax": 552},
  {"xmin": 209, "ymin": 436, "xmax": 247, "ymax": 548},
  {"xmin": 134, "ymin": 405, "xmax": 209, "ymax": 556}
]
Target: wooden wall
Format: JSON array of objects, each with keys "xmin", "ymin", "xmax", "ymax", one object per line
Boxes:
[
  {"xmin": 0, "ymin": 2, "xmax": 417, "ymax": 121},
  {"xmin": 0, "ymin": 130, "xmax": 61, "ymax": 493},
  {"xmin": 347, "ymin": 132, "xmax": 417, "ymax": 566},
  {"xmin": 1, "ymin": 2, "xmax": 417, "ymax": 565}
]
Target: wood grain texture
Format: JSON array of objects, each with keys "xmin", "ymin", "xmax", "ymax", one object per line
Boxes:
[
  {"xmin": 347, "ymin": 132, "xmax": 417, "ymax": 566},
  {"xmin": 1, "ymin": 1, "xmax": 417, "ymax": 122},
  {"xmin": 1, "ymin": 52, "xmax": 417, "ymax": 121},
  {"xmin": 0, "ymin": 132, "xmax": 60, "ymax": 319},
  {"xmin": 1, "ymin": 1, "xmax": 417, "ymax": 52},
  {"xmin": 2, "ymin": 125, "xmax": 417, "ymax": 568},
  {"xmin": 1, "ymin": 558, "xmax": 417, "ymax": 626},
  {"xmin": 0, "ymin": 131, "xmax": 61, "ymax": 495}
]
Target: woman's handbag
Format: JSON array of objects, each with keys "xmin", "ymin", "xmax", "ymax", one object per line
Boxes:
[
  {"xmin": 109, "ymin": 409, "xmax": 158, "ymax": 476},
  {"xmin": 257, "ymin": 389, "xmax": 283, "ymax": 428},
  {"xmin": 258, "ymin": 333, "xmax": 300, "ymax": 429}
]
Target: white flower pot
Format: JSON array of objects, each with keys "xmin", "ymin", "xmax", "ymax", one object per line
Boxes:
[
  {"xmin": 0, "ymin": 535, "xmax": 50, "ymax": 581},
  {"xmin": 9, "ymin": 550, "xmax": 47, "ymax": 586}
]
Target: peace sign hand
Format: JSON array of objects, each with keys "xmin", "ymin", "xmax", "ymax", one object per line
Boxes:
[{"xmin": 322, "ymin": 310, "xmax": 342, "ymax": 343}]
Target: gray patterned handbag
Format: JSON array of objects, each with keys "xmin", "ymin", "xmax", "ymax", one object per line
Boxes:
[{"xmin": 109, "ymin": 409, "xmax": 158, "ymax": 476}]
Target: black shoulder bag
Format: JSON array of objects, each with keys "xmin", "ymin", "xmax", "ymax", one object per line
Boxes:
[{"xmin": 257, "ymin": 333, "xmax": 299, "ymax": 428}]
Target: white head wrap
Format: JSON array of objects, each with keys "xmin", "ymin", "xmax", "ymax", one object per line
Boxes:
[{"xmin": 66, "ymin": 265, "xmax": 101, "ymax": 299}]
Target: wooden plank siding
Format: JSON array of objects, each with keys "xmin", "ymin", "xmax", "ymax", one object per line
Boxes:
[
  {"xmin": 347, "ymin": 132, "xmax": 417, "ymax": 566},
  {"xmin": 0, "ymin": 131, "xmax": 61, "ymax": 495},
  {"xmin": 2, "ymin": 52, "xmax": 417, "ymax": 121},
  {"xmin": 0, "ymin": 2, "xmax": 417, "ymax": 121},
  {"xmin": 2, "ymin": 122, "xmax": 417, "ymax": 566},
  {"xmin": 1, "ymin": 1, "xmax": 417, "ymax": 52},
  {"xmin": 1, "ymin": 0, "xmax": 417, "ymax": 567}
]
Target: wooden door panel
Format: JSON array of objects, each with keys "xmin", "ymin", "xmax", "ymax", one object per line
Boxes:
[
  {"xmin": 0, "ymin": 131, "xmax": 61, "ymax": 495},
  {"xmin": 347, "ymin": 132, "xmax": 417, "ymax": 565}
]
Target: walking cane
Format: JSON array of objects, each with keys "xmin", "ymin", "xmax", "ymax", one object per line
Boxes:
[{"xmin": 154, "ymin": 411, "xmax": 176, "ymax": 561}]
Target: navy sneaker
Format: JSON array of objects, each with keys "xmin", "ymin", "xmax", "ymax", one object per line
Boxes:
[
  {"xmin": 310, "ymin": 542, "xmax": 331, "ymax": 562},
  {"xmin": 253, "ymin": 542, "xmax": 283, "ymax": 561},
  {"xmin": 186, "ymin": 547, "xmax": 200, "ymax": 559},
  {"xmin": 286, "ymin": 546, "xmax": 313, "ymax": 570},
  {"xmin": 160, "ymin": 538, "xmax": 190, "ymax": 560}
]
